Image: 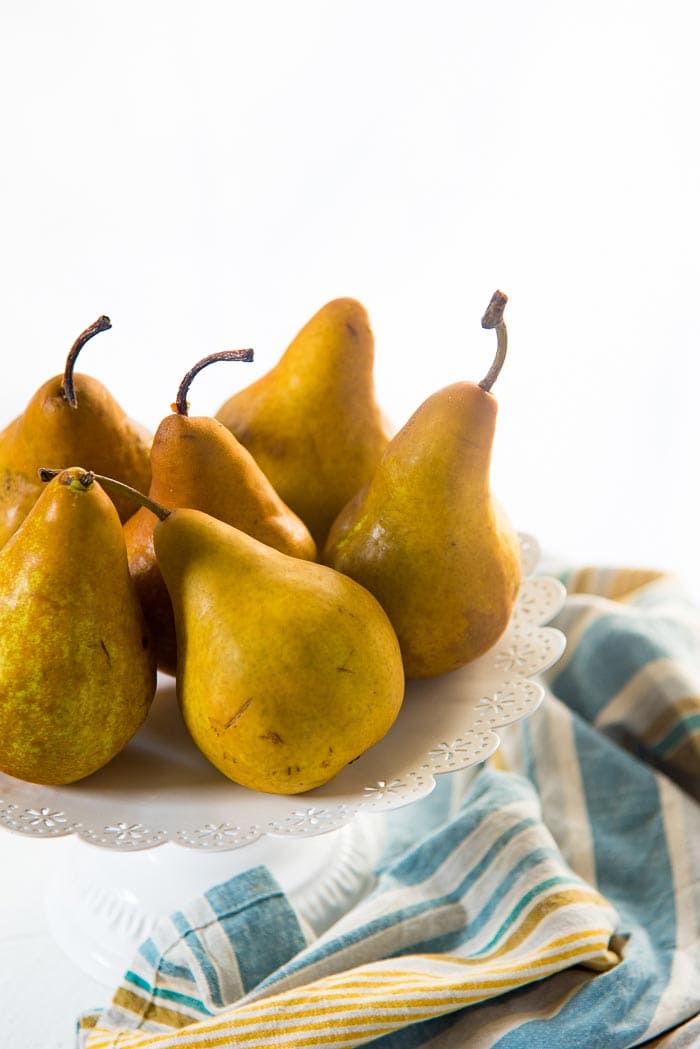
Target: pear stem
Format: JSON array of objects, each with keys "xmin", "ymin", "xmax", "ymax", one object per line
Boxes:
[
  {"xmin": 61, "ymin": 315, "xmax": 112, "ymax": 408},
  {"xmin": 478, "ymin": 290, "xmax": 508, "ymax": 393},
  {"xmin": 174, "ymin": 348, "xmax": 254, "ymax": 415},
  {"xmin": 38, "ymin": 467, "xmax": 170, "ymax": 521},
  {"xmin": 91, "ymin": 473, "xmax": 171, "ymax": 520}
]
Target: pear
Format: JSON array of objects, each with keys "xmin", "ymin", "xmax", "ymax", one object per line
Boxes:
[
  {"xmin": 143, "ymin": 506, "xmax": 404, "ymax": 794},
  {"xmin": 0, "ymin": 468, "xmax": 157, "ymax": 785},
  {"xmin": 215, "ymin": 298, "xmax": 392, "ymax": 547},
  {"xmin": 125, "ymin": 349, "xmax": 317, "ymax": 676},
  {"xmin": 0, "ymin": 316, "xmax": 152, "ymax": 547},
  {"xmin": 323, "ymin": 291, "xmax": 521, "ymax": 680}
]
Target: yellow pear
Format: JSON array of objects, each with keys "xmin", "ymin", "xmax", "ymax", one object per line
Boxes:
[
  {"xmin": 145, "ymin": 506, "xmax": 405, "ymax": 794},
  {"xmin": 324, "ymin": 291, "xmax": 521, "ymax": 679},
  {"xmin": 0, "ymin": 468, "xmax": 156, "ymax": 785},
  {"xmin": 0, "ymin": 316, "xmax": 152, "ymax": 547},
  {"xmin": 124, "ymin": 350, "xmax": 317, "ymax": 675},
  {"xmin": 215, "ymin": 298, "xmax": 392, "ymax": 547}
]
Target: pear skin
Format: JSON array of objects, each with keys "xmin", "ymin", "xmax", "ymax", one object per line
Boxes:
[
  {"xmin": 125, "ymin": 412, "xmax": 317, "ymax": 676},
  {"xmin": 0, "ymin": 318, "xmax": 151, "ymax": 546},
  {"xmin": 215, "ymin": 298, "xmax": 392, "ymax": 547},
  {"xmin": 323, "ymin": 293, "xmax": 521, "ymax": 679},
  {"xmin": 153, "ymin": 508, "xmax": 405, "ymax": 794},
  {"xmin": 0, "ymin": 468, "xmax": 157, "ymax": 784}
]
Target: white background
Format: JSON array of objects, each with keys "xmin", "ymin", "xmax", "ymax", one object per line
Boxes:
[
  {"xmin": 1, "ymin": 1, "xmax": 699, "ymax": 596},
  {"xmin": 1, "ymin": 8, "xmax": 699, "ymax": 1044}
]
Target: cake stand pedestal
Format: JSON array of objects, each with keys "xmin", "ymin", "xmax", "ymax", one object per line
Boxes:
[{"xmin": 45, "ymin": 812, "xmax": 385, "ymax": 986}]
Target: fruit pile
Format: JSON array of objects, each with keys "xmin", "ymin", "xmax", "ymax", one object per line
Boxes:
[{"xmin": 0, "ymin": 293, "xmax": 520, "ymax": 795}]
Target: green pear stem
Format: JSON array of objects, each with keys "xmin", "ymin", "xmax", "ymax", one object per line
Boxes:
[
  {"xmin": 38, "ymin": 467, "xmax": 170, "ymax": 521},
  {"xmin": 174, "ymin": 348, "xmax": 255, "ymax": 416},
  {"xmin": 61, "ymin": 315, "xmax": 113, "ymax": 408},
  {"xmin": 478, "ymin": 290, "xmax": 508, "ymax": 393}
]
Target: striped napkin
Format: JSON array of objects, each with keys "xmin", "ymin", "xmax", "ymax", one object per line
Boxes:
[{"xmin": 77, "ymin": 566, "xmax": 700, "ymax": 1049}]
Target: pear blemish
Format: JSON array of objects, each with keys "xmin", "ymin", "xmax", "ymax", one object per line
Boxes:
[
  {"xmin": 0, "ymin": 293, "xmax": 522, "ymax": 795},
  {"xmin": 0, "ymin": 467, "xmax": 156, "ymax": 785},
  {"xmin": 68, "ymin": 471, "xmax": 405, "ymax": 795}
]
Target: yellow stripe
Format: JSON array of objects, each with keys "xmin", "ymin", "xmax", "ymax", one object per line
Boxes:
[
  {"xmin": 403, "ymin": 888, "xmax": 612, "ymax": 966},
  {"xmin": 87, "ymin": 962, "xmax": 585, "ymax": 1049},
  {"xmin": 85, "ymin": 918, "xmax": 617, "ymax": 1040},
  {"xmin": 84, "ymin": 891, "xmax": 616, "ymax": 1048},
  {"xmin": 419, "ymin": 925, "xmax": 617, "ymax": 971},
  {"xmin": 112, "ymin": 986, "xmax": 200, "ymax": 1029},
  {"xmin": 564, "ymin": 566, "xmax": 666, "ymax": 601},
  {"xmin": 278, "ymin": 933, "xmax": 613, "ymax": 1000},
  {"xmin": 259, "ymin": 886, "xmax": 612, "ymax": 999},
  {"xmin": 488, "ymin": 748, "xmax": 510, "ymax": 771},
  {"xmin": 86, "ymin": 931, "xmax": 614, "ymax": 1049},
  {"xmin": 211, "ymin": 933, "xmax": 614, "ymax": 1018}
]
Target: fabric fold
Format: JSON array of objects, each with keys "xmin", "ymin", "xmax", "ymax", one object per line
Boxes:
[
  {"xmin": 77, "ymin": 566, "xmax": 700, "ymax": 1048},
  {"xmin": 79, "ymin": 770, "xmax": 621, "ymax": 1049}
]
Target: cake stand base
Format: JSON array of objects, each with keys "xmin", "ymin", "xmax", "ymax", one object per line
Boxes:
[{"xmin": 45, "ymin": 812, "xmax": 384, "ymax": 988}]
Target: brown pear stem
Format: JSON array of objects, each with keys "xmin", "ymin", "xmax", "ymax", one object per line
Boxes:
[
  {"xmin": 38, "ymin": 467, "xmax": 170, "ymax": 521},
  {"xmin": 61, "ymin": 315, "xmax": 112, "ymax": 408},
  {"xmin": 174, "ymin": 348, "xmax": 254, "ymax": 416},
  {"xmin": 478, "ymin": 290, "xmax": 508, "ymax": 392}
]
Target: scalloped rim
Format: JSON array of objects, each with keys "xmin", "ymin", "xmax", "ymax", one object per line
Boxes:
[{"xmin": 0, "ymin": 533, "xmax": 567, "ymax": 850}]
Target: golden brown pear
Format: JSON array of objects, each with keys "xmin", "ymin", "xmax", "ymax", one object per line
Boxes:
[
  {"xmin": 323, "ymin": 291, "xmax": 521, "ymax": 679},
  {"xmin": 147, "ymin": 506, "xmax": 404, "ymax": 794},
  {"xmin": 0, "ymin": 468, "xmax": 156, "ymax": 785},
  {"xmin": 0, "ymin": 317, "xmax": 152, "ymax": 546},
  {"xmin": 215, "ymin": 298, "xmax": 392, "ymax": 547},
  {"xmin": 124, "ymin": 350, "xmax": 317, "ymax": 675}
]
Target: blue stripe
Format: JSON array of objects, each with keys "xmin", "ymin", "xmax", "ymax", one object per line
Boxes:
[
  {"xmin": 256, "ymin": 773, "xmax": 554, "ymax": 993},
  {"xmin": 375, "ymin": 770, "xmax": 540, "ymax": 890},
  {"xmin": 408, "ymin": 853, "xmax": 584, "ymax": 958},
  {"xmin": 171, "ymin": 910, "xmax": 224, "ymax": 1007},
  {"xmin": 204, "ymin": 867, "xmax": 308, "ymax": 994},
  {"xmin": 551, "ymin": 612, "xmax": 700, "ymax": 725},
  {"xmin": 654, "ymin": 712, "xmax": 700, "ymax": 754},
  {"xmin": 496, "ymin": 715, "xmax": 676, "ymax": 1048}
]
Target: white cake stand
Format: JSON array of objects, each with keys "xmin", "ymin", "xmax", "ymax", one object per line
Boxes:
[{"xmin": 0, "ymin": 534, "xmax": 566, "ymax": 986}]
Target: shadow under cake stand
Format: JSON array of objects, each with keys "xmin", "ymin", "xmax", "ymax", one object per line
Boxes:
[{"xmin": 0, "ymin": 534, "xmax": 566, "ymax": 987}]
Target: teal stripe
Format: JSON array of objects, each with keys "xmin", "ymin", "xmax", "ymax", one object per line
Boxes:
[
  {"xmin": 409, "ymin": 842, "xmax": 588, "ymax": 958},
  {"xmin": 469, "ymin": 875, "xmax": 580, "ymax": 957},
  {"xmin": 654, "ymin": 712, "xmax": 700, "ymax": 755},
  {"xmin": 125, "ymin": 967, "xmax": 157, "ymax": 995},
  {"xmin": 124, "ymin": 969, "xmax": 210, "ymax": 1013}
]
